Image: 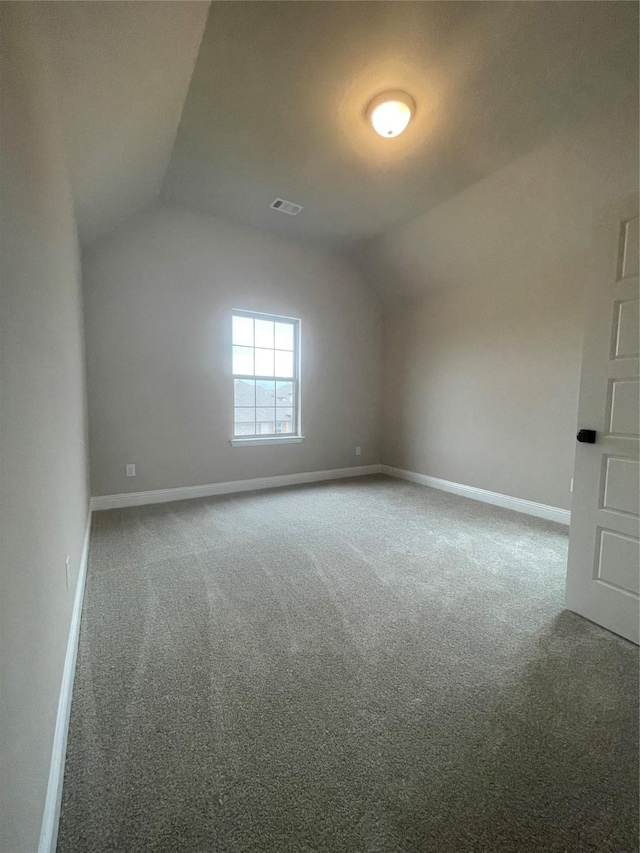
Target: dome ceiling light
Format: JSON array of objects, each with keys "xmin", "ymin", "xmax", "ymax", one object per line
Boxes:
[{"xmin": 367, "ymin": 91, "xmax": 415, "ymax": 138}]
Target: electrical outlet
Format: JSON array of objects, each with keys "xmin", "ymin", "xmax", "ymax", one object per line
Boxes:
[
  {"xmin": 355, "ymin": 446, "xmax": 362, "ymax": 456},
  {"xmin": 126, "ymin": 463, "xmax": 136, "ymax": 477},
  {"xmin": 570, "ymin": 477, "xmax": 574, "ymax": 493},
  {"xmin": 65, "ymin": 556, "xmax": 71, "ymax": 591}
]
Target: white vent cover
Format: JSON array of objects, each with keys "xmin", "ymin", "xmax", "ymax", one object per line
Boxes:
[{"xmin": 270, "ymin": 198, "xmax": 303, "ymax": 216}]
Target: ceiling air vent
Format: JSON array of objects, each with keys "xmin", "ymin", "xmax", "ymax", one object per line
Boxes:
[{"xmin": 270, "ymin": 198, "xmax": 303, "ymax": 216}]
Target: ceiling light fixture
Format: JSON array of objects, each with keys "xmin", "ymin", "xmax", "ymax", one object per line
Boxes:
[{"xmin": 367, "ymin": 91, "xmax": 415, "ymax": 138}]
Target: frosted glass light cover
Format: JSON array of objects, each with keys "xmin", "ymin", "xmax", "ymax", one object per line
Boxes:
[{"xmin": 368, "ymin": 92, "xmax": 414, "ymax": 138}]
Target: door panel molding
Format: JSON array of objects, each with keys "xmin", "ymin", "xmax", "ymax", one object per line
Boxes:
[{"xmin": 566, "ymin": 193, "xmax": 639, "ymax": 644}]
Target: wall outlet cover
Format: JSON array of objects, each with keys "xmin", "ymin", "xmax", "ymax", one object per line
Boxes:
[{"xmin": 126, "ymin": 464, "xmax": 136, "ymax": 477}]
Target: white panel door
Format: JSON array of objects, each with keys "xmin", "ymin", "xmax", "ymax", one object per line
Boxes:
[{"xmin": 566, "ymin": 194, "xmax": 639, "ymax": 644}]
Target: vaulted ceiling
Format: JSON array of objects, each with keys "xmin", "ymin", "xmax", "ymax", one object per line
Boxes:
[
  {"xmin": 164, "ymin": 1, "xmax": 638, "ymax": 250},
  {"xmin": 40, "ymin": 1, "xmax": 638, "ymax": 251},
  {"xmin": 38, "ymin": 1, "xmax": 209, "ymax": 246}
]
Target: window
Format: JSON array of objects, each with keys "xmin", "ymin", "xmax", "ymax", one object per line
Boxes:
[{"xmin": 231, "ymin": 311, "xmax": 301, "ymax": 443}]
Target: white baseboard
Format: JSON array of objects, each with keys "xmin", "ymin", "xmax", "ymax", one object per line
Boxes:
[
  {"xmin": 380, "ymin": 466, "xmax": 571, "ymax": 525},
  {"xmin": 91, "ymin": 464, "xmax": 383, "ymax": 511},
  {"xmin": 39, "ymin": 511, "xmax": 92, "ymax": 853},
  {"xmin": 36, "ymin": 464, "xmax": 565, "ymax": 852}
]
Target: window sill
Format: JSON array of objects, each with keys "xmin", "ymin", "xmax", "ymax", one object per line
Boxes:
[{"xmin": 231, "ymin": 436, "xmax": 305, "ymax": 448}]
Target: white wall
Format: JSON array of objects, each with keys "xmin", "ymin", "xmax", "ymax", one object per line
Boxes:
[
  {"xmin": 374, "ymin": 102, "xmax": 638, "ymax": 509},
  {"xmin": 83, "ymin": 204, "xmax": 381, "ymax": 497},
  {"xmin": 0, "ymin": 5, "xmax": 90, "ymax": 852}
]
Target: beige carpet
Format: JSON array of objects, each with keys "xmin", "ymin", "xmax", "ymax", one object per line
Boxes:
[{"xmin": 57, "ymin": 475, "xmax": 638, "ymax": 852}]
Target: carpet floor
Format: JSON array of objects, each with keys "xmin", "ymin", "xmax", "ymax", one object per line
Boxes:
[{"xmin": 57, "ymin": 475, "xmax": 638, "ymax": 853}]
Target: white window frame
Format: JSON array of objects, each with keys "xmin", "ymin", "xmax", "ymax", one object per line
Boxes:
[{"xmin": 230, "ymin": 310, "xmax": 303, "ymax": 447}]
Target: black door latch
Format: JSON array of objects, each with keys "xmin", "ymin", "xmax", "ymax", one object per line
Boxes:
[{"xmin": 576, "ymin": 429, "xmax": 596, "ymax": 444}]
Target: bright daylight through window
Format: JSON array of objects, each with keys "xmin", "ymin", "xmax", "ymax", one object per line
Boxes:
[{"xmin": 232, "ymin": 312, "xmax": 299, "ymax": 438}]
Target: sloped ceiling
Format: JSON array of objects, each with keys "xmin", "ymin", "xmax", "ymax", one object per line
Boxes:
[
  {"xmin": 37, "ymin": 1, "xmax": 637, "ymax": 252},
  {"xmin": 358, "ymin": 99, "xmax": 639, "ymax": 301},
  {"xmin": 163, "ymin": 1, "xmax": 638, "ymax": 250},
  {"xmin": 37, "ymin": 1, "xmax": 209, "ymax": 246}
]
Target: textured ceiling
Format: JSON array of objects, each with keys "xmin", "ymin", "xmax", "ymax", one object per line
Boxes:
[
  {"xmin": 163, "ymin": 1, "xmax": 638, "ymax": 250},
  {"xmin": 37, "ymin": 1, "xmax": 209, "ymax": 246}
]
